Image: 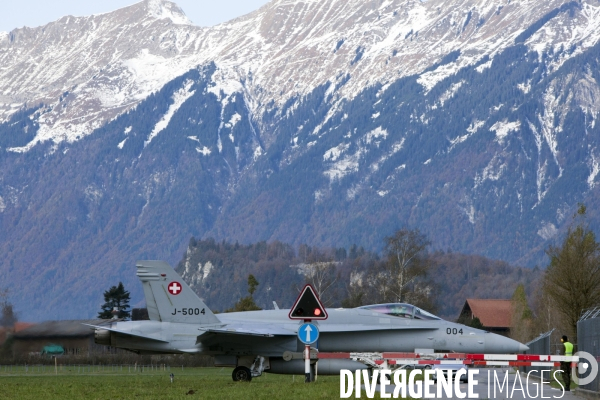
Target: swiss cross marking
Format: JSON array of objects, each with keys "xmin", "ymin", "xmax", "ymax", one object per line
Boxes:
[{"xmin": 168, "ymin": 282, "xmax": 182, "ymax": 295}]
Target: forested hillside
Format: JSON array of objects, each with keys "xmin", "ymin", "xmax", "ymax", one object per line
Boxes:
[{"xmin": 176, "ymin": 238, "xmax": 542, "ymax": 320}]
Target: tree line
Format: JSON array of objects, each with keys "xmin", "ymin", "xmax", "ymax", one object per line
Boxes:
[{"xmin": 175, "ymin": 230, "xmax": 541, "ymax": 324}]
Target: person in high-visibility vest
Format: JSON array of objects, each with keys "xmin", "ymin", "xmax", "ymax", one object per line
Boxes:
[{"xmin": 561, "ymin": 335, "xmax": 574, "ymax": 391}]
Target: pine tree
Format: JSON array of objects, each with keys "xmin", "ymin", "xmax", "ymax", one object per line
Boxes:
[
  {"xmin": 248, "ymin": 274, "xmax": 259, "ymax": 296},
  {"xmin": 226, "ymin": 275, "xmax": 261, "ymax": 312},
  {"xmin": 98, "ymin": 282, "xmax": 131, "ymax": 320}
]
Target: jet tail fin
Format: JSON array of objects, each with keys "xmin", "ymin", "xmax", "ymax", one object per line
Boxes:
[{"xmin": 136, "ymin": 260, "xmax": 220, "ymax": 324}]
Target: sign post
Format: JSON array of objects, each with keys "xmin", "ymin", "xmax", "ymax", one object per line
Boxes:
[
  {"xmin": 289, "ymin": 284, "xmax": 328, "ymax": 383},
  {"xmin": 298, "ymin": 322, "xmax": 319, "ymax": 382},
  {"xmin": 305, "ymin": 343, "xmax": 310, "ymax": 383}
]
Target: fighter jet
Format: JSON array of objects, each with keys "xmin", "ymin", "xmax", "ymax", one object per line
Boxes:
[{"xmin": 89, "ymin": 260, "xmax": 528, "ymax": 382}]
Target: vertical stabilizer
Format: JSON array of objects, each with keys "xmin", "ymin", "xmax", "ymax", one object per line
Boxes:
[{"xmin": 136, "ymin": 260, "xmax": 220, "ymax": 324}]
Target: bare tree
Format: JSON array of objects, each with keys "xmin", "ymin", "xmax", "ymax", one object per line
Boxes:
[
  {"xmin": 342, "ymin": 268, "xmax": 367, "ymax": 308},
  {"xmin": 532, "ymin": 281, "xmax": 561, "ymax": 336},
  {"xmin": 543, "ymin": 205, "xmax": 600, "ymax": 337},
  {"xmin": 510, "ymin": 283, "xmax": 534, "ymax": 343},
  {"xmin": 342, "ymin": 252, "xmax": 384, "ymax": 308},
  {"xmin": 384, "ymin": 228, "xmax": 431, "ymax": 303},
  {"xmin": 403, "ymin": 280, "xmax": 438, "ymax": 313},
  {"xmin": 298, "ymin": 249, "xmax": 339, "ymax": 306},
  {"xmin": 302, "ymin": 262, "xmax": 338, "ymax": 306}
]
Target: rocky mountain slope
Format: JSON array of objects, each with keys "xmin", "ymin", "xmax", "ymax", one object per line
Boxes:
[{"xmin": 1, "ymin": 0, "xmax": 600, "ymax": 320}]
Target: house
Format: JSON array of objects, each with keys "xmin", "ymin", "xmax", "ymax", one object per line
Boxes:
[
  {"xmin": 11, "ymin": 319, "xmax": 119, "ymax": 356},
  {"xmin": 457, "ymin": 299, "xmax": 513, "ymax": 336}
]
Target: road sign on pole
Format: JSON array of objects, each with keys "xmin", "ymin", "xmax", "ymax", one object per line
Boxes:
[
  {"xmin": 288, "ymin": 284, "xmax": 328, "ymax": 320},
  {"xmin": 289, "ymin": 284, "xmax": 326, "ymax": 383},
  {"xmin": 298, "ymin": 322, "xmax": 319, "ymax": 345}
]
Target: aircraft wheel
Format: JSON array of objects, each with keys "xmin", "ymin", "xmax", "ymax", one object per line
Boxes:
[{"xmin": 232, "ymin": 366, "xmax": 252, "ymax": 382}]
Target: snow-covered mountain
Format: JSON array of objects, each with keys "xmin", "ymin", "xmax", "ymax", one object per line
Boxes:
[
  {"xmin": 2, "ymin": 0, "xmax": 600, "ymax": 320},
  {"xmin": 4, "ymin": 0, "xmax": 599, "ymax": 150}
]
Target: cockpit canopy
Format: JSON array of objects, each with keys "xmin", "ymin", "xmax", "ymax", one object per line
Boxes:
[{"xmin": 358, "ymin": 303, "xmax": 441, "ymax": 320}]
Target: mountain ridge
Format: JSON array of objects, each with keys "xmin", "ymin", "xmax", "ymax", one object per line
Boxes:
[{"xmin": 4, "ymin": 0, "xmax": 599, "ymax": 152}]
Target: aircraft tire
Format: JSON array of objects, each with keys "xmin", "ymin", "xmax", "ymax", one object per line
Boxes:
[{"xmin": 232, "ymin": 366, "xmax": 252, "ymax": 382}]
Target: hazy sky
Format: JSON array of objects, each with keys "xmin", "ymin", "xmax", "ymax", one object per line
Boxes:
[{"xmin": 1, "ymin": 0, "xmax": 271, "ymax": 32}]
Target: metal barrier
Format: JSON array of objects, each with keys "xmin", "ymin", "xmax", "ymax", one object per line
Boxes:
[
  {"xmin": 520, "ymin": 329, "xmax": 553, "ymax": 377},
  {"xmin": 318, "ymin": 351, "xmax": 575, "ymax": 368},
  {"xmin": 578, "ymin": 308, "xmax": 600, "ymax": 392}
]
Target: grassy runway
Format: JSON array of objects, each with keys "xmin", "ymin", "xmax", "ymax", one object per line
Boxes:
[{"xmin": 0, "ymin": 366, "xmax": 346, "ymax": 399}]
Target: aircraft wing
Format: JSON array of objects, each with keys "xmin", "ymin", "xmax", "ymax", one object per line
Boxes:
[
  {"xmin": 318, "ymin": 324, "xmax": 439, "ymax": 332},
  {"xmin": 196, "ymin": 322, "xmax": 436, "ymax": 345},
  {"xmin": 199, "ymin": 325, "xmax": 296, "ymax": 338},
  {"xmin": 82, "ymin": 324, "xmax": 170, "ymax": 343}
]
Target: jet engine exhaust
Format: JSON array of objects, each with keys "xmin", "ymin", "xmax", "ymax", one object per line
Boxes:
[{"xmin": 94, "ymin": 329, "xmax": 112, "ymax": 346}]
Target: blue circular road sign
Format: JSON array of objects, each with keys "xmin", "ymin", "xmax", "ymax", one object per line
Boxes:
[{"xmin": 298, "ymin": 323, "xmax": 319, "ymax": 344}]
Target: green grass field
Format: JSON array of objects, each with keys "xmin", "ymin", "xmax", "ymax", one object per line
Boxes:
[{"xmin": 0, "ymin": 366, "xmax": 349, "ymax": 399}]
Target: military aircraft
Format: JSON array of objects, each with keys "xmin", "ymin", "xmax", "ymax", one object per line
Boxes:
[{"xmin": 89, "ymin": 260, "xmax": 528, "ymax": 382}]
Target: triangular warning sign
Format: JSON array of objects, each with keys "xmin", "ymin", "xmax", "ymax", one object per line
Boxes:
[{"xmin": 288, "ymin": 284, "xmax": 328, "ymax": 320}]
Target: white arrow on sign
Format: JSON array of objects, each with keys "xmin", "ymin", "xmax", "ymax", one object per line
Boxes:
[{"xmin": 304, "ymin": 325, "xmax": 313, "ymax": 343}]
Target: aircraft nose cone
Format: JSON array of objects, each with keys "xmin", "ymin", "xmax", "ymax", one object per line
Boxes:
[{"xmin": 485, "ymin": 333, "xmax": 529, "ymax": 353}]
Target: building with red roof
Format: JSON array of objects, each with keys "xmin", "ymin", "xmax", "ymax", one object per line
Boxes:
[{"xmin": 458, "ymin": 299, "xmax": 514, "ymax": 336}]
